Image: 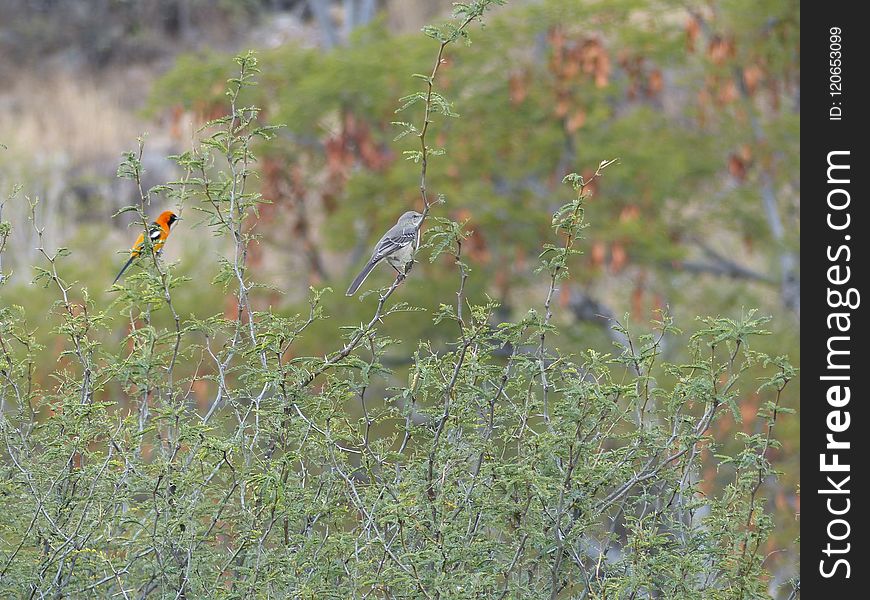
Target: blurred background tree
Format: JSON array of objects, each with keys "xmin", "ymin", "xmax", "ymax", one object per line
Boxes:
[{"xmin": 0, "ymin": 0, "xmax": 799, "ymax": 595}]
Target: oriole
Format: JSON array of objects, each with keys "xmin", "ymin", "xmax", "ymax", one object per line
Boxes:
[{"xmin": 113, "ymin": 210, "xmax": 180, "ymax": 284}]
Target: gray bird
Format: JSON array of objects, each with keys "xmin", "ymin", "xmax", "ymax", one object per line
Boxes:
[{"xmin": 346, "ymin": 211, "xmax": 424, "ymax": 296}]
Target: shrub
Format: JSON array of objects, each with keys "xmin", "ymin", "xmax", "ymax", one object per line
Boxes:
[{"xmin": 0, "ymin": 3, "xmax": 795, "ymax": 597}]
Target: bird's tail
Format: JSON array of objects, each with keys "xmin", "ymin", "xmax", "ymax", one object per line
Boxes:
[
  {"xmin": 346, "ymin": 260, "xmax": 378, "ymax": 296},
  {"xmin": 113, "ymin": 255, "xmax": 135, "ymax": 285}
]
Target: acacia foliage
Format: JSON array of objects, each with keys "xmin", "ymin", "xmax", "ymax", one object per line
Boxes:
[
  {"xmin": 150, "ymin": 0, "xmax": 801, "ymax": 573},
  {"xmin": 0, "ymin": 3, "xmax": 796, "ymax": 598}
]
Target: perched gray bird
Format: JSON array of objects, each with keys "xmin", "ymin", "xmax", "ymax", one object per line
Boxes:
[{"xmin": 346, "ymin": 211, "xmax": 424, "ymax": 296}]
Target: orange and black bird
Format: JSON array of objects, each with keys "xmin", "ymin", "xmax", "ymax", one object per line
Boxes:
[{"xmin": 113, "ymin": 210, "xmax": 180, "ymax": 284}]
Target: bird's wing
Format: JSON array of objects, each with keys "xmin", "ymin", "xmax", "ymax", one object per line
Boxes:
[
  {"xmin": 116, "ymin": 221, "xmax": 167, "ymax": 284},
  {"xmin": 369, "ymin": 224, "xmax": 417, "ymax": 264},
  {"xmin": 149, "ymin": 222, "xmax": 167, "ymax": 252},
  {"xmin": 132, "ymin": 222, "xmax": 166, "ymax": 255}
]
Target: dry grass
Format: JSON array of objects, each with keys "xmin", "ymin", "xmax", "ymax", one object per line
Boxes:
[{"xmin": 0, "ymin": 68, "xmax": 155, "ymax": 166}]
